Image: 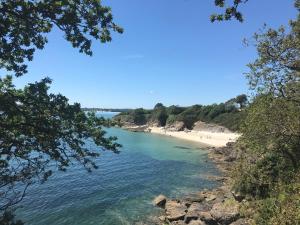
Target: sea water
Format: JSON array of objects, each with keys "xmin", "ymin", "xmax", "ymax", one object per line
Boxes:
[{"xmin": 17, "ymin": 112, "xmax": 220, "ymax": 225}]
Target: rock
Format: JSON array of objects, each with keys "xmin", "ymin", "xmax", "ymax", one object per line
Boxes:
[
  {"xmin": 205, "ymin": 194, "xmax": 217, "ymax": 202},
  {"xmin": 125, "ymin": 125, "xmax": 149, "ymax": 132},
  {"xmin": 229, "ymin": 219, "xmax": 251, "ymax": 225},
  {"xmin": 184, "ymin": 202, "xmax": 203, "ymax": 223},
  {"xmin": 188, "ymin": 220, "xmax": 206, "ymax": 225},
  {"xmin": 158, "ymin": 216, "xmax": 165, "ymax": 221},
  {"xmin": 198, "ymin": 211, "xmax": 217, "ymax": 225},
  {"xmin": 193, "ymin": 121, "xmax": 231, "ymax": 133},
  {"xmin": 210, "ymin": 200, "xmax": 240, "ymax": 225},
  {"xmin": 184, "ymin": 194, "xmax": 205, "ymax": 203},
  {"xmin": 166, "ymin": 121, "xmax": 185, "ymax": 131},
  {"xmin": 184, "ymin": 202, "xmax": 216, "ymax": 224},
  {"xmin": 165, "ymin": 200, "xmax": 187, "ymax": 222},
  {"xmin": 153, "ymin": 195, "xmax": 167, "ymax": 208},
  {"xmin": 170, "ymin": 221, "xmax": 186, "ymax": 225}
]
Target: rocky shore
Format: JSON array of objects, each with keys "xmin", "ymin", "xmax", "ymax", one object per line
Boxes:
[{"xmin": 149, "ymin": 143, "xmax": 252, "ymax": 225}]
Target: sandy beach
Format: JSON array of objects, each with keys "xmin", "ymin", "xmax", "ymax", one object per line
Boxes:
[{"xmin": 149, "ymin": 127, "xmax": 240, "ymax": 147}]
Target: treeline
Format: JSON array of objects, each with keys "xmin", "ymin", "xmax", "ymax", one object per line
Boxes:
[
  {"xmin": 230, "ymin": 6, "xmax": 300, "ymax": 224},
  {"xmin": 113, "ymin": 94, "xmax": 248, "ymax": 131}
]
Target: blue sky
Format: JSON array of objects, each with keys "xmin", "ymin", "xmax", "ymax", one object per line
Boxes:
[{"xmin": 10, "ymin": 0, "xmax": 297, "ymax": 108}]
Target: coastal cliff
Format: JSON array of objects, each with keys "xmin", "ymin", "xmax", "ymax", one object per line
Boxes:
[{"xmin": 112, "ymin": 99, "xmax": 244, "ymax": 147}]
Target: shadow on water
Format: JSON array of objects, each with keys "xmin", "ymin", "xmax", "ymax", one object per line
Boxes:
[{"xmin": 173, "ymin": 145, "xmax": 192, "ymax": 150}]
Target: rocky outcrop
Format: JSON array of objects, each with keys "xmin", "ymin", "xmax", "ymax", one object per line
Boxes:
[
  {"xmin": 165, "ymin": 121, "xmax": 185, "ymax": 131},
  {"xmin": 150, "ymin": 142, "xmax": 251, "ymax": 225},
  {"xmin": 152, "ymin": 192, "xmax": 242, "ymax": 225},
  {"xmin": 165, "ymin": 200, "xmax": 187, "ymax": 222},
  {"xmin": 124, "ymin": 125, "xmax": 149, "ymax": 132},
  {"xmin": 210, "ymin": 201, "xmax": 240, "ymax": 225},
  {"xmin": 193, "ymin": 121, "xmax": 231, "ymax": 133}
]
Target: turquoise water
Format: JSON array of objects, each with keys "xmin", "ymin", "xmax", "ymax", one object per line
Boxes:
[{"xmin": 17, "ymin": 113, "xmax": 220, "ymax": 225}]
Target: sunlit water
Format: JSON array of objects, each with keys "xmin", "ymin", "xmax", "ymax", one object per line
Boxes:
[{"xmin": 17, "ymin": 112, "xmax": 220, "ymax": 225}]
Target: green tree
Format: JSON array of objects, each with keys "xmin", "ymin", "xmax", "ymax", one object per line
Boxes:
[
  {"xmin": 0, "ymin": 0, "xmax": 122, "ymax": 222},
  {"xmin": 211, "ymin": 0, "xmax": 249, "ymax": 22},
  {"xmin": 232, "ymin": 3, "xmax": 300, "ymax": 223},
  {"xmin": 152, "ymin": 103, "xmax": 168, "ymax": 127},
  {"xmin": 0, "ymin": 0, "xmax": 123, "ymax": 76},
  {"xmin": 235, "ymin": 94, "xmax": 248, "ymax": 108},
  {"xmin": 132, "ymin": 108, "xmax": 148, "ymax": 125}
]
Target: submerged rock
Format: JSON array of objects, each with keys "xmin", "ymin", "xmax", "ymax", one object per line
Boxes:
[{"xmin": 153, "ymin": 195, "xmax": 167, "ymax": 208}]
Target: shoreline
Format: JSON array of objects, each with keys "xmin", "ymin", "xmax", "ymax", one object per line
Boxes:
[
  {"xmin": 123, "ymin": 125, "xmax": 240, "ymax": 148},
  {"xmin": 150, "ymin": 142, "xmax": 252, "ymax": 225},
  {"xmin": 149, "ymin": 127, "xmax": 240, "ymax": 148},
  {"xmin": 118, "ymin": 124, "xmax": 251, "ymax": 224}
]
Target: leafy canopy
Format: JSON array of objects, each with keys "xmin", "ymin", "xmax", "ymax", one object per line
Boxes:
[
  {"xmin": 211, "ymin": 0, "xmax": 249, "ymax": 22},
  {"xmin": 0, "ymin": 76, "xmax": 121, "ymax": 214},
  {"xmin": 0, "ymin": 0, "xmax": 123, "ymax": 76},
  {"xmin": 232, "ymin": 2, "xmax": 300, "ymax": 223},
  {"xmin": 0, "ymin": 0, "xmax": 123, "ymax": 222}
]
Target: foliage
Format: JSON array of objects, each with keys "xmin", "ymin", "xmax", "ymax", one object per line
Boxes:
[
  {"xmin": 0, "ymin": 211, "xmax": 24, "ymax": 225},
  {"xmin": 212, "ymin": 111, "xmax": 246, "ymax": 131},
  {"xmin": 231, "ymin": 3, "xmax": 300, "ymax": 223},
  {"xmin": 151, "ymin": 103, "xmax": 168, "ymax": 127},
  {"xmin": 235, "ymin": 94, "xmax": 248, "ymax": 108},
  {"xmin": 166, "ymin": 105, "xmax": 186, "ymax": 115},
  {"xmin": 0, "ymin": 0, "xmax": 123, "ymax": 76},
  {"xmin": 245, "ymin": 26, "xmax": 300, "ymax": 97},
  {"xmin": 211, "ymin": 0, "xmax": 249, "ymax": 22},
  {"xmin": 132, "ymin": 108, "xmax": 149, "ymax": 125},
  {"xmin": 0, "ymin": 76, "xmax": 121, "ymax": 216},
  {"xmin": 0, "ymin": 0, "xmax": 123, "ymax": 222},
  {"xmin": 114, "ymin": 95, "xmax": 246, "ymax": 131}
]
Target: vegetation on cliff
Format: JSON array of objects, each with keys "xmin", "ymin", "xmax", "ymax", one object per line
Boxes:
[
  {"xmin": 113, "ymin": 94, "xmax": 247, "ymax": 131},
  {"xmin": 231, "ymin": 2, "xmax": 300, "ymax": 223}
]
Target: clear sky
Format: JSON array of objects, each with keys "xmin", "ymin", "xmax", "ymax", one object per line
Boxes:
[{"xmin": 11, "ymin": 0, "xmax": 297, "ymax": 108}]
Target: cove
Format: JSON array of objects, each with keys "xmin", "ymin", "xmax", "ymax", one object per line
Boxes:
[{"xmin": 17, "ymin": 113, "xmax": 221, "ymax": 225}]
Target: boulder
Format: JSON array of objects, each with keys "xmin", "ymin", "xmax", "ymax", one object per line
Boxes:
[
  {"xmin": 193, "ymin": 121, "xmax": 230, "ymax": 133},
  {"xmin": 165, "ymin": 200, "xmax": 187, "ymax": 222},
  {"xmin": 170, "ymin": 221, "xmax": 186, "ymax": 225},
  {"xmin": 184, "ymin": 202, "xmax": 203, "ymax": 223},
  {"xmin": 229, "ymin": 219, "xmax": 251, "ymax": 225},
  {"xmin": 205, "ymin": 194, "xmax": 217, "ymax": 202},
  {"xmin": 158, "ymin": 216, "xmax": 165, "ymax": 221},
  {"xmin": 210, "ymin": 200, "xmax": 240, "ymax": 225},
  {"xmin": 153, "ymin": 195, "xmax": 167, "ymax": 208},
  {"xmin": 184, "ymin": 202, "xmax": 213, "ymax": 223},
  {"xmin": 189, "ymin": 220, "xmax": 206, "ymax": 225},
  {"xmin": 166, "ymin": 121, "xmax": 185, "ymax": 131},
  {"xmin": 184, "ymin": 194, "xmax": 205, "ymax": 203},
  {"xmin": 198, "ymin": 211, "xmax": 217, "ymax": 225}
]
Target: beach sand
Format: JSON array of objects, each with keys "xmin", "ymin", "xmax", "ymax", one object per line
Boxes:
[{"xmin": 149, "ymin": 127, "xmax": 240, "ymax": 147}]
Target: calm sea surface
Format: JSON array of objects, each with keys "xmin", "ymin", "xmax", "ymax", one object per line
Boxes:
[{"xmin": 17, "ymin": 112, "xmax": 220, "ymax": 225}]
